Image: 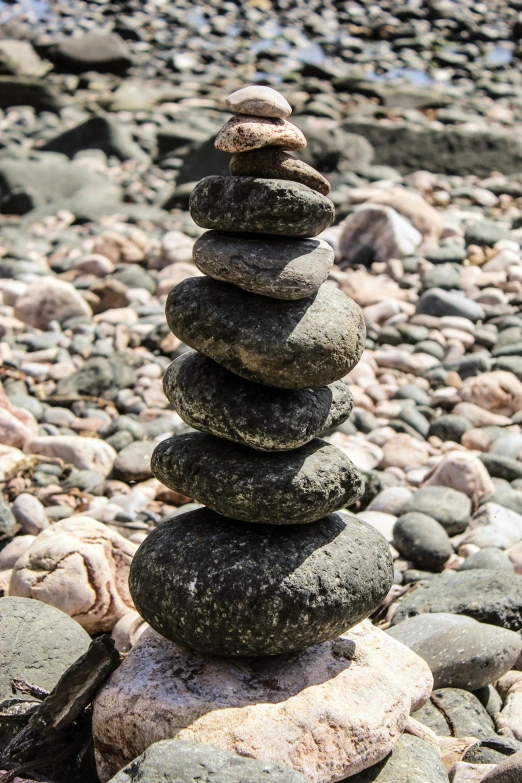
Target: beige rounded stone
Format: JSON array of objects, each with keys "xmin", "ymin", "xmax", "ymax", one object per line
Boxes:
[
  {"xmin": 215, "ymin": 115, "xmax": 306, "ymax": 154},
  {"xmin": 226, "ymin": 85, "xmax": 292, "ymax": 118},
  {"xmin": 9, "ymin": 516, "xmax": 137, "ymax": 633},
  {"xmin": 92, "ymin": 619, "xmax": 433, "ymax": 783}
]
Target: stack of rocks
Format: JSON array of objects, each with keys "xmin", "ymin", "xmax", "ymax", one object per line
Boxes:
[{"xmin": 129, "ymin": 85, "xmax": 393, "ymax": 657}]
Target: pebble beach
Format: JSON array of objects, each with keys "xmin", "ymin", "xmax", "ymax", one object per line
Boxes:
[{"xmin": 2, "ymin": 1, "xmax": 522, "ymax": 782}]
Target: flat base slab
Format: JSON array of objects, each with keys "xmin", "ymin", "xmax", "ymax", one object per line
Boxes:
[{"xmin": 93, "ymin": 620, "xmax": 432, "ymax": 783}]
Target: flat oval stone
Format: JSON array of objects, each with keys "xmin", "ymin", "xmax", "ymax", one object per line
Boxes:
[
  {"xmin": 166, "ymin": 278, "xmax": 365, "ymax": 389},
  {"xmin": 215, "ymin": 116, "xmax": 305, "ymax": 153},
  {"xmin": 192, "ymin": 231, "xmax": 334, "ymax": 300},
  {"xmin": 226, "ymin": 85, "xmax": 292, "ymax": 118},
  {"xmin": 129, "ymin": 508, "xmax": 394, "ymax": 656},
  {"xmin": 189, "ymin": 176, "xmax": 334, "ymax": 238},
  {"xmin": 393, "ymin": 512, "xmax": 453, "ymax": 572},
  {"xmin": 230, "ymin": 148, "xmax": 330, "ymax": 196},
  {"xmin": 163, "ymin": 351, "xmax": 353, "ymax": 451},
  {"xmin": 152, "ymin": 434, "xmax": 364, "ymax": 524}
]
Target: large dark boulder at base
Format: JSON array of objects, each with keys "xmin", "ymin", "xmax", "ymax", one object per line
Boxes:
[
  {"xmin": 151, "ymin": 434, "xmax": 364, "ymax": 524},
  {"xmin": 189, "ymin": 176, "xmax": 334, "ymax": 238},
  {"xmin": 107, "ymin": 739, "xmax": 308, "ymax": 783},
  {"xmin": 166, "ymin": 278, "xmax": 366, "ymax": 389},
  {"xmin": 129, "ymin": 508, "xmax": 393, "ymax": 656},
  {"xmin": 163, "ymin": 351, "xmax": 353, "ymax": 451},
  {"xmin": 343, "ymin": 119, "xmax": 522, "ymax": 176}
]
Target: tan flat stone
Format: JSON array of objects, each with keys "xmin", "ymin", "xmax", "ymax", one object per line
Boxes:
[
  {"xmin": 93, "ymin": 619, "xmax": 433, "ymax": 783},
  {"xmin": 226, "ymin": 85, "xmax": 292, "ymax": 118},
  {"xmin": 215, "ymin": 115, "xmax": 306, "ymax": 153}
]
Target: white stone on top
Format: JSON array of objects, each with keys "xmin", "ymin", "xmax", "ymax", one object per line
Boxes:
[{"xmin": 226, "ymin": 84, "xmax": 291, "ymax": 118}]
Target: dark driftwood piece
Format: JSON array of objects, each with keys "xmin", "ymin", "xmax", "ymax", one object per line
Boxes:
[{"xmin": 0, "ymin": 636, "xmax": 120, "ymax": 783}]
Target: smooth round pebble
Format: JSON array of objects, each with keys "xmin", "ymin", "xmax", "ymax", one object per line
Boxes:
[
  {"xmin": 226, "ymin": 85, "xmax": 292, "ymax": 118},
  {"xmin": 215, "ymin": 115, "xmax": 305, "ymax": 153},
  {"xmin": 393, "ymin": 512, "xmax": 453, "ymax": 571},
  {"xmin": 230, "ymin": 148, "xmax": 330, "ymax": 195}
]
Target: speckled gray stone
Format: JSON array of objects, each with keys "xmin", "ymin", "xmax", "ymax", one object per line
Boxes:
[
  {"xmin": 189, "ymin": 176, "xmax": 334, "ymax": 238},
  {"xmin": 192, "ymin": 231, "xmax": 334, "ymax": 300},
  {"xmin": 166, "ymin": 278, "xmax": 365, "ymax": 389},
  {"xmin": 107, "ymin": 739, "xmax": 308, "ymax": 783},
  {"xmin": 163, "ymin": 351, "xmax": 353, "ymax": 452},
  {"xmin": 129, "ymin": 508, "xmax": 394, "ymax": 656},
  {"xmin": 392, "ymin": 512, "xmax": 453, "ymax": 572},
  {"xmin": 151, "ymin": 434, "xmax": 364, "ymax": 524},
  {"xmin": 0, "ymin": 596, "xmax": 91, "ymax": 699},
  {"xmin": 387, "ymin": 613, "xmax": 521, "ymax": 690},
  {"xmin": 391, "ymin": 570, "xmax": 522, "ymax": 631},
  {"xmin": 348, "ymin": 734, "xmax": 449, "ymax": 783}
]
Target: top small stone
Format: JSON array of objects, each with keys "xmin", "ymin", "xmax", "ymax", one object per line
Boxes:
[{"xmin": 226, "ymin": 85, "xmax": 292, "ymax": 118}]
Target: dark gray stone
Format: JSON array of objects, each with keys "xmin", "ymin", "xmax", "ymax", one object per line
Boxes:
[
  {"xmin": 0, "ymin": 596, "xmax": 90, "ymax": 699},
  {"xmin": 463, "ymin": 738, "xmax": 522, "ymax": 766},
  {"xmin": 428, "ymin": 415, "xmax": 472, "ymax": 443},
  {"xmin": 387, "ymin": 613, "xmax": 521, "ymax": 690},
  {"xmin": 55, "ymin": 356, "xmax": 136, "ymax": 400},
  {"xmin": 192, "ymin": 231, "xmax": 334, "ymax": 300},
  {"xmin": 480, "ymin": 454, "xmax": 522, "ymax": 482},
  {"xmin": 47, "ymin": 32, "xmax": 132, "ymax": 73},
  {"xmin": 189, "ymin": 176, "xmax": 334, "ymax": 238},
  {"xmin": 346, "ymin": 734, "xmax": 449, "ymax": 782},
  {"xmin": 412, "ymin": 688, "xmax": 496, "ymax": 739},
  {"xmin": 479, "ymin": 752, "xmax": 522, "ymax": 782},
  {"xmin": 416, "ymin": 288, "xmax": 485, "ymax": 322},
  {"xmin": 0, "ymin": 76, "xmax": 65, "ymax": 112},
  {"xmin": 392, "ymin": 512, "xmax": 453, "ymax": 572},
  {"xmin": 163, "ymin": 351, "xmax": 353, "ymax": 451},
  {"xmin": 40, "ymin": 116, "xmax": 149, "ymax": 163},
  {"xmin": 391, "ymin": 570, "xmax": 522, "ymax": 631},
  {"xmin": 402, "ymin": 487, "xmax": 471, "ymax": 536},
  {"xmin": 129, "ymin": 508, "xmax": 393, "ymax": 656},
  {"xmin": 152, "ymin": 434, "xmax": 364, "ymax": 524},
  {"xmin": 166, "ymin": 279, "xmax": 365, "ymax": 390},
  {"xmin": 459, "ymin": 548, "xmax": 514, "ymax": 572},
  {"xmin": 107, "ymin": 739, "xmax": 308, "ymax": 783},
  {"xmin": 229, "ymin": 147, "xmax": 330, "ymax": 196},
  {"xmin": 394, "ymin": 385, "xmax": 431, "ymax": 406},
  {"xmin": 113, "ymin": 441, "xmax": 155, "ymax": 483},
  {"xmin": 423, "ymin": 245, "xmax": 467, "ymax": 264}
]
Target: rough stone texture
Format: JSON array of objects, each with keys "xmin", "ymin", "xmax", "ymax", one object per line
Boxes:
[
  {"xmin": 0, "ymin": 596, "xmax": 91, "ymax": 699},
  {"xmin": 192, "ymin": 231, "xmax": 334, "ymax": 299},
  {"xmin": 391, "ymin": 570, "xmax": 522, "ymax": 631},
  {"xmin": 402, "ymin": 487, "xmax": 471, "ymax": 536},
  {"xmin": 189, "ymin": 176, "xmax": 334, "ymax": 238},
  {"xmin": 166, "ymin": 278, "xmax": 365, "ymax": 389},
  {"xmin": 347, "ymin": 734, "xmax": 449, "ymax": 782},
  {"xmin": 226, "ymin": 85, "xmax": 292, "ymax": 118},
  {"xmin": 481, "ymin": 753, "xmax": 522, "ymax": 783},
  {"xmin": 339, "ymin": 204, "xmax": 422, "ymax": 265},
  {"xmin": 387, "ymin": 614, "xmax": 521, "ymax": 690},
  {"xmin": 163, "ymin": 351, "xmax": 353, "ymax": 451},
  {"xmin": 151, "ymin": 434, "xmax": 364, "ymax": 524},
  {"xmin": 93, "ymin": 619, "xmax": 433, "ymax": 782},
  {"xmin": 230, "ymin": 148, "xmax": 330, "ymax": 195},
  {"xmin": 215, "ymin": 116, "xmax": 306, "ymax": 153},
  {"xmin": 129, "ymin": 508, "xmax": 393, "ymax": 656},
  {"xmin": 10, "ymin": 517, "xmax": 137, "ymax": 633},
  {"xmin": 107, "ymin": 739, "xmax": 307, "ymax": 783},
  {"xmin": 14, "ymin": 278, "xmax": 92, "ymax": 329},
  {"xmin": 413, "ymin": 689, "xmax": 495, "ymax": 739},
  {"xmin": 392, "ymin": 512, "xmax": 453, "ymax": 571}
]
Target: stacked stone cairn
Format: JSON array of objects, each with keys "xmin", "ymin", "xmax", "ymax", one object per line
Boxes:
[{"xmin": 129, "ymin": 85, "xmax": 393, "ymax": 657}]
